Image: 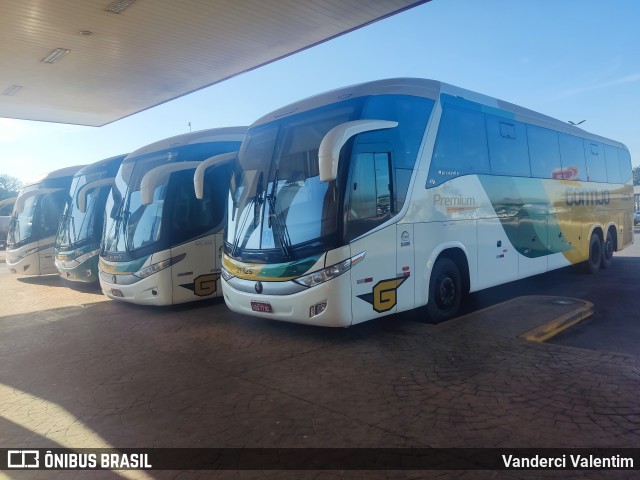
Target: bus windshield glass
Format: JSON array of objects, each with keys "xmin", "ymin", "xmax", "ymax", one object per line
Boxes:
[
  {"xmin": 8, "ymin": 186, "xmax": 38, "ymax": 247},
  {"xmin": 57, "ymin": 174, "xmax": 106, "ymax": 249},
  {"xmin": 226, "ymin": 98, "xmax": 365, "ymax": 259},
  {"xmin": 102, "ymin": 152, "xmax": 175, "ymax": 258},
  {"xmin": 8, "ymin": 186, "xmax": 67, "ymax": 248}
]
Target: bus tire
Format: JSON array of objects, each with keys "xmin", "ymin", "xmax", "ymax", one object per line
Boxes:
[
  {"xmin": 427, "ymin": 257, "xmax": 462, "ymax": 322},
  {"xmin": 601, "ymin": 230, "xmax": 614, "ymax": 269},
  {"xmin": 586, "ymin": 233, "xmax": 601, "ymax": 274}
]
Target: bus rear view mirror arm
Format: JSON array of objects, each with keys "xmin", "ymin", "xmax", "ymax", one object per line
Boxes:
[
  {"xmin": 193, "ymin": 151, "xmax": 238, "ymax": 200},
  {"xmin": 140, "ymin": 161, "xmax": 201, "ymax": 205},
  {"xmin": 76, "ymin": 178, "xmax": 114, "ymax": 213},
  {"xmin": 318, "ymin": 120, "xmax": 398, "ymax": 182}
]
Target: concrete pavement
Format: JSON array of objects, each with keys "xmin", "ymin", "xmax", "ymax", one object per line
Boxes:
[{"xmin": 0, "ymin": 272, "xmax": 638, "ymax": 479}]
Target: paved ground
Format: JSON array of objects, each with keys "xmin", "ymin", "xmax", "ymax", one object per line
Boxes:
[{"xmin": 1, "ymin": 268, "xmax": 639, "ymax": 479}]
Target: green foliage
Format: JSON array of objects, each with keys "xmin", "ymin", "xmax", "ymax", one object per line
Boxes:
[
  {"xmin": 0, "ymin": 174, "xmax": 22, "ymax": 215},
  {"xmin": 633, "ymin": 166, "xmax": 640, "ymax": 186}
]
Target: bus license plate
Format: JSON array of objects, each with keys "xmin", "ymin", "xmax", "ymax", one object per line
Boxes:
[
  {"xmin": 251, "ymin": 301, "xmax": 272, "ymax": 313},
  {"xmin": 111, "ymin": 289, "xmax": 124, "ymax": 297}
]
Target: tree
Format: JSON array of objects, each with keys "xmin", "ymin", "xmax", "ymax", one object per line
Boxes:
[
  {"xmin": 633, "ymin": 165, "xmax": 640, "ymax": 186},
  {"xmin": 0, "ymin": 174, "xmax": 22, "ymax": 215}
]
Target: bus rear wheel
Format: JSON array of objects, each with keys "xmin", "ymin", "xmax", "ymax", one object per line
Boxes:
[
  {"xmin": 586, "ymin": 233, "xmax": 602, "ymax": 274},
  {"xmin": 601, "ymin": 230, "xmax": 614, "ymax": 269},
  {"xmin": 427, "ymin": 257, "xmax": 462, "ymax": 322}
]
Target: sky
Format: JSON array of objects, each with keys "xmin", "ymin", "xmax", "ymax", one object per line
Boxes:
[{"xmin": 1, "ymin": 0, "xmax": 639, "ymax": 184}]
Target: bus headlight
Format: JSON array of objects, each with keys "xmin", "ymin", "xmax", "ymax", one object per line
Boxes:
[
  {"xmin": 293, "ymin": 252, "xmax": 365, "ymax": 288},
  {"xmin": 133, "ymin": 253, "xmax": 186, "ymax": 279},
  {"xmin": 221, "ymin": 267, "xmax": 235, "ymax": 282}
]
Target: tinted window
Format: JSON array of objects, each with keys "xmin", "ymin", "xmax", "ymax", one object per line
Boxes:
[
  {"xmin": 169, "ymin": 165, "xmax": 230, "ymax": 246},
  {"xmin": 558, "ymin": 133, "xmax": 587, "ymax": 181},
  {"xmin": 604, "ymin": 144, "xmax": 621, "ymax": 184},
  {"xmin": 349, "ymin": 152, "xmax": 392, "ymax": 221},
  {"xmin": 428, "ymin": 105, "xmax": 489, "ymax": 187},
  {"xmin": 40, "ymin": 190, "xmax": 67, "ymax": 236},
  {"xmin": 527, "ymin": 125, "xmax": 562, "ymax": 179},
  {"xmin": 486, "ymin": 115, "xmax": 530, "ymax": 177},
  {"xmin": 359, "ymin": 95, "xmax": 433, "ymax": 209},
  {"xmin": 584, "ymin": 140, "xmax": 607, "ymax": 182},
  {"xmin": 618, "ymin": 148, "xmax": 632, "ymax": 183}
]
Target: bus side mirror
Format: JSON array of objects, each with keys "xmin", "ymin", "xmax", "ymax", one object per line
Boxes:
[
  {"xmin": 140, "ymin": 161, "xmax": 201, "ymax": 205},
  {"xmin": 317, "ymin": 119, "xmax": 398, "ymax": 182},
  {"xmin": 76, "ymin": 178, "xmax": 114, "ymax": 213},
  {"xmin": 193, "ymin": 151, "xmax": 238, "ymax": 200}
]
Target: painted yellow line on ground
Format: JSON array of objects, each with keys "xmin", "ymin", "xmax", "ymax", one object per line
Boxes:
[{"xmin": 518, "ymin": 299, "xmax": 594, "ymax": 342}]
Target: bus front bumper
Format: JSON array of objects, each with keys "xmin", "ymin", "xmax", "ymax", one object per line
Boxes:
[{"xmin": 221, "ymin": 274, "xmax": 352, "ymax": 327}]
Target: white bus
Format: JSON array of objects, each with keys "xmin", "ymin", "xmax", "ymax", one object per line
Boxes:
[
  {"xmin": 99, "ymin": 127, "xmax": 246, "ymax": 305},
  {"xmin": 6, "ymin": 165, "xmax": 86, "ymax": 275},
  {"xmin": 55, "ymin": 154, "xmax": 127, "ymax": 283},
  {"xmin": 222, "ymin": 78, "xmax": 634, "ymax": 327}
]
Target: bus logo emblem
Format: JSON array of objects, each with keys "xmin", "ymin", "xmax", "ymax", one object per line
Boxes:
[
  {"xmin": 255, "ymin": 281, "xmax": 263, "ymax": 294},
  {"xmin": 357, "ymin": 276, "xmax": 408, "ymax": 313}
]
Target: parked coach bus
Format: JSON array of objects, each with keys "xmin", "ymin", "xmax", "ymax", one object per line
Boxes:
[
  {"xmin": 6, "ymin": 165, "xmax": 86, "ymax": 275},
  {"xmin": 221, "ymin": 78, "xmax": 633, "ymax": 327},
  {"xmin": 55, "ymin": 154, "xmax": 127, "ymax": 283},
  {"xmin": 99, "ymin": 127, "xmax": 246, "ymax": 305},
  {"xmin": 0, "ymin": 197, "xmax": 17, "ymax": 250}
]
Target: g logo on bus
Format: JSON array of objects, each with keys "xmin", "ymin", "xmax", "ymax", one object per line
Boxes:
[
  {"xmin": 357, "ymin": 276, "xmax": 408, "ymax": 313},
  {"xmin": 179, "ymin": 274, "xmax": 220, "ymax": 296}
]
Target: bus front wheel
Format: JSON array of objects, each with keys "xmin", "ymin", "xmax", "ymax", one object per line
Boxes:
[
  {"xmin": 586, "ymin": 233, "xmax": 602, "ymax": 274},
  {"xmin": 427, "ymin": 257, "xmax": 462, "ymax": 322}
]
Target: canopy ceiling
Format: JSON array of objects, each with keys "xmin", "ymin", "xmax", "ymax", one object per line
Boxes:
[{"xmin": 0, "ymin": 0, "xmax": 428, "ymax": 126}]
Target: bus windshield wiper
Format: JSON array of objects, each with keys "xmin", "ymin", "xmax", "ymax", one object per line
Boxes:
[
  {"xmin": 266, "ymin": 169, "xmax": 292, "ymax": 258},
  {"xmin": 231, "ymin": 172, "xmax": 263, "ymax": 257}
]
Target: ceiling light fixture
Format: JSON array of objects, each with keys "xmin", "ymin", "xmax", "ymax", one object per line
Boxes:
[
  {"xmin": 105, "ymin": 0, "xmax": 138, "ymax": 14},
  {"xmin": 42, "ymin": 48, "xmax": 70, "ymax": 64},
  {"xmin": 2, "ymin": 85, "xmax": 23, "ymax": 96}
]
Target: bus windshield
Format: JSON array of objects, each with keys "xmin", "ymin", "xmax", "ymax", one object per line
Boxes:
[
  {"xmin": 102, "ymin": 152, "xmax": 173, "ymax": 258},
  {"xmin": 226, "ymin": 94, "xmax": 434, "ymax": 262},
  {"xmin": 227, "ymin": 98, "xmax": 365, "ymax": 260},
  {"xmin": 56, "ymin": 174, "xmax": 109, "ymax": 249},
  {"xmin": 8, "ymin": 186, "xmax": 67, "ymax": 248}
]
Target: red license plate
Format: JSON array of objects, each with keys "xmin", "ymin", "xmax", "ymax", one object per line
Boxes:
[
  {"xmin": 111, "ymin": 289, "xmax": 124, "ymax": 297},
  {"xmin": 251, "ymin": 301, "xmax": 272, "ymax": 313}
]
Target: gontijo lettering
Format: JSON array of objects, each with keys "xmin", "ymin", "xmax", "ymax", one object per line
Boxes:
[{"xmin": 565, "ymin": 187, "xmax": 610, "ymax": 206}]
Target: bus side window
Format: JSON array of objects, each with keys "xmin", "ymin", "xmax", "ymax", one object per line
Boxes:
[
  {"xmin": 584, "ymin": 140, "xmax": 607, "ymax": 182},
  {"xmin": 618, "ymin": 148, "xmax": 632, "ymax": 183},
  {"xmin": 604, "ymin": 145, "xmax": 621, "ymax": 184},
  {"xmin": 558, "ymin": 133, "xmax": 588, "ymax": 181},
  {"xmin": 427, "ymin": 104, "xmax": 489, "ymax": 188},
  {"xmin": 347, "ymin": 152, "xmax": 393, "ymax": 240},
  {"xmin": 486, "ymin": 116, "xmax": 530, "ymax": 177},
  {"xmin": 527, "ymin": 124, "xmax": 562, "ymax": 179},
  {"xmin": 40, "ymin": 191, "xmax": 66, "ymax": 235}
]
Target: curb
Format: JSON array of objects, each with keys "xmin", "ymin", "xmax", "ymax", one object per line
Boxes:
[{"xmin": 518, "ymin": 298, "xmax": 594, "ymax": 342}]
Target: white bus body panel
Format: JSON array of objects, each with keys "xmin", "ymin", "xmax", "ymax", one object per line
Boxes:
[
  {"xmin": 349, "ymin": 225, "xmax": 397, "ymax": 324},
  {"xmin": 6, "ymin": 235, "xmax": 57, "ymax": 275},
  {"xmin": 170, "ymin": 234, "xmax": 223, "ymax": 303}
]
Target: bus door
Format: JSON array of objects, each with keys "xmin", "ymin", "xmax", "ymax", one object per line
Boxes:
[
  {"xmin": 171, "ymin": 233, "xmax": 219, "ymax": 303},
  {"xmin": 38, "ymin": 190, "xmax": 66, "ymax": 274},
  {"xmin": 347, "ymin": 148, "xmax": 401, "ymax": 324},
  {"xmin": 169, "ymin": 169, "xmax": 224, "ymax": 303}
]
